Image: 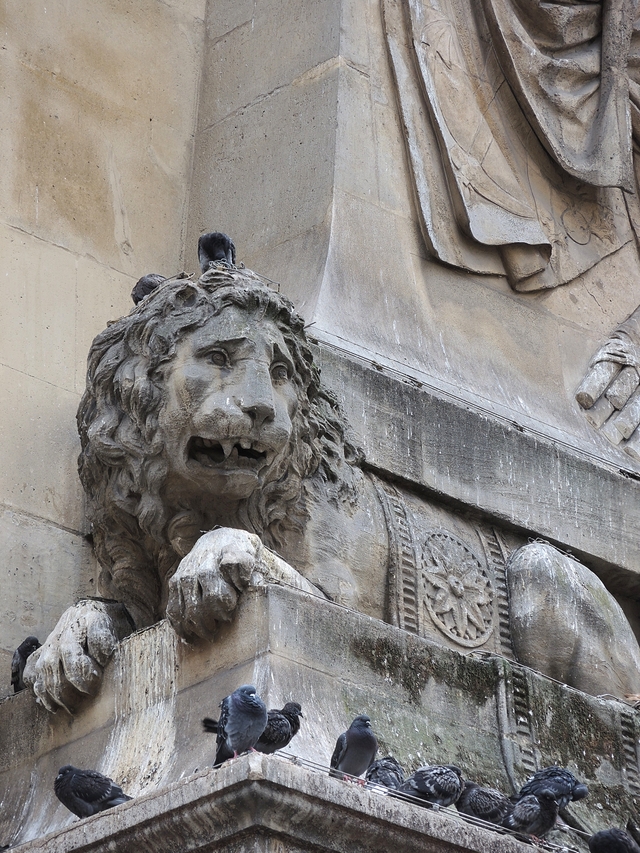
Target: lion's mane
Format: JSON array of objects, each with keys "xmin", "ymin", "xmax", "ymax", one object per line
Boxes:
[{"xmin": 77, "ymin": 266, "xmax": 362, "ymax": 628}]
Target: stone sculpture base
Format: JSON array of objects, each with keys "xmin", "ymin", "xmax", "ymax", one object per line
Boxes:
[{"xmin": 1, "ymin": 585, "xmax": 639, "ymax": 849}]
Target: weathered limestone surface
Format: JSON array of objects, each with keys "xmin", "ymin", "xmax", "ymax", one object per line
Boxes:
[
  {"xmin": 0, "ymin": 0, "xmax": 206, "ymax": 683},
  {"xmin": 2, "ymin": 586, "xmax": 640, "ymax": 848}
]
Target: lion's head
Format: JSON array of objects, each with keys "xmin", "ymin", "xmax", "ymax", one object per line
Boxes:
[{"xmin": 78, "ymin": 266, "xmax": 362, "ymax": 628}]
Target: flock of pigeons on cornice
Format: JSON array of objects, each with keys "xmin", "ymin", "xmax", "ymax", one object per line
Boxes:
[{"xmin": 43, "ymin": 685, "xmax": 638, "ymax": 853}]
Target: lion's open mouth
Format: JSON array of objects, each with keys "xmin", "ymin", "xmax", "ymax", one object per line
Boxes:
[{"xmin": 187, "ymin": 436, "xmax": 270, "ymax": 468}]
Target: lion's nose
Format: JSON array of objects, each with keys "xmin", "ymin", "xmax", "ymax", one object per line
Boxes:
[{"xmin": 238, "ymin": 371, "xmax": 276, "ymax": 427}]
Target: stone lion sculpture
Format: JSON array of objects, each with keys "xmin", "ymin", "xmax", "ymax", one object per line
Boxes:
[{"xmin": 24, "ymin": 264, "xmax": 640, "ymax": 711}]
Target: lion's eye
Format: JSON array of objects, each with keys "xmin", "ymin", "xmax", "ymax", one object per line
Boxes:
[
  {"xmin": 208, "ymin": 350, "xmax": 228, "ymax": 367},
  {"xmin": 271, "ymin": 363, "xmax": 289, "ymax": 382}
]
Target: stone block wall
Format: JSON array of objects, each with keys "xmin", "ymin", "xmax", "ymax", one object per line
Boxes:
[{"xmin": 0, "ymin": 0, "xmax": 206, "ymax": 690}]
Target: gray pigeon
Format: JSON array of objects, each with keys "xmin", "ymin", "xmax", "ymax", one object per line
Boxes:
[
  {"xmin": 255, "ymin": 702, "xmax": 304, "ymax": 754},
  {"xmin": 330, "ymin": 715, "xmax": 378, "ymax": 779},
  {"xmin": 455, "ymin": 780, "xmax": 511, "ymax": 825},
  {"xmin": 54, "ymin": 765, "xmax": 132, "ymax": 818},
  {"xmin": 213, "ymin": 685, "xmax": 268, "ymax": 767},
  {"xmin": 503, "ymin": 789, "xmax": 559, "ymax": 838},
  {"xmin": 198, "ymin": 232, "xmax": 236, "ymax": 272},
  {"xmin": 365, "ymin": 756, "xmax": 405, "ymax": 790},
  {"xmin": 398, "ymin": 764, "xmax": 464, "ymax": 807},
  {"xmin": 589, "ymin": 829, "xmax": 640, "ymax": 853},
  {"xmin": 11, "ymin": 636, "xmax": 41, "ymax": 693},
  {"xmin": 131, "ymin": 273, "xmax": 166, "ymax": 305},
  {"xmin": 516, "ymin": 765, "xmax": 588, "ymax": 811}
]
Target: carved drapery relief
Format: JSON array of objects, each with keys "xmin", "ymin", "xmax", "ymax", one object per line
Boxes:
[{"xmin": 383, "ymin": 0, "xmax": 640, "ymax": 291}]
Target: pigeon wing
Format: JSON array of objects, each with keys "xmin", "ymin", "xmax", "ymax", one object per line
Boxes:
[
  {"xmin": 505, "ymin": 794, "xmax": 540, "ymax": 832},
  {"xmin": 330, "ymin": 732, "xmax": 348, "ymax": 770},
  {"xmin": 214, "ymin": 696, "xmax": 234, "ymax": 765},
  {"xmin": 255, "ymin": 711, "xmax": 292, "ymax": 754},
  {"xmin": 10, "ymin": 649, "xmax": 22, "ymax": 692}
]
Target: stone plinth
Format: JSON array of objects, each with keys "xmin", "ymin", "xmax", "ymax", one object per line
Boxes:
[{"xmin": 1, "ymin": 585, "xmax": 639, "ymax": 849}]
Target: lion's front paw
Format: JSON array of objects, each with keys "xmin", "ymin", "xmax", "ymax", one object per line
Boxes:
[
  {"xmin": 23, "ymin": 600, "xmax": 126, "ymax": 713},
  {"xmin": 166, "ymin": 528, "xmax": 264, "ymax": 642},
  {"xmin": 166, "ymin": 527, "xmax": 323, "ymax": 642}
]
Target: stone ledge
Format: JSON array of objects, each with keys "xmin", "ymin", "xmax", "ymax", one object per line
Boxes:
[
  {"xmin": 317, "ymin": 343, "xmax": 640, "ymax": 591},
  {"xmin": 10, "ymin": 753, "xmax": 536, "ymax": 853}
]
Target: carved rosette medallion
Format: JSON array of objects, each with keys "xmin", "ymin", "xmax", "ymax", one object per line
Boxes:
[{"xmin": 420, "ymin": 532, "xmax": 494, "ymax": 647}]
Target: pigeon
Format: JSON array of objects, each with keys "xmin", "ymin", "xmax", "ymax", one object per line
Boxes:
[
  {"xmin": 503, "ymin": 789, "xmax": 559, "ymax": 838},
  {"xmin": 455, "ymin": 780, "xmax": 511, "ymax": 825},
  {"xmin": 131, "ymin": 273, "xmax": 166, "ymax": 305},
  {"xmin": 398, "ymin": 764, "xmax": 464, "ymax": 807},
  {"xmin": 517, "ymin": 765, "xmax": 588, "ymax": 811},
  {"xmin": 198, "ymin": 232, "xmax": 236, "ymax": 272},
  {"xmin": 212, "ymin": 684, "xmax": 268, "ymax": 766},
  {"xmin": 255, "ymin": 702, "xmax": 304, "ymax": 754},
  {"xmin": 589, "ymin": 829, "xmax": 640, "ymax": 853},
  {"xmin": 330, "ymin": 715, "xmax": 378, "ymax": 779},
  {"xmin": 54, "ymin": 766, "xmax": 132, "ymax": 818},
  {"xmin": 365, "ymin": 756, "xmax": 405, "ymax": 790},
  {"xmin": 11, "ymin": 636, "xmax": 41, "ymax": 693}
]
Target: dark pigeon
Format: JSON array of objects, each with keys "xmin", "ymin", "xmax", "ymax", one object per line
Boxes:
[
  {"xmin": 330, "ymin": 715, "xmax": 378, "ymax": 779},
  {"xmin": 255, "ymin": 702, "xmax": 304, "ymax": 754},
  {"xmin": 212, "ymin": 684, "xmax": 268, "ymax": 767},
  {"xmin": 131, "ymin": 273, "xmax": 166, "ymax": 305},
  {"xmin": 503, "ymin": 789, "xmax": 559, "ymax": 838},
  {"xmin": 11, "ymin": 636, "xmax": 41, "ymax": 693},
  {"xmin": 198, "ymin": 232, "xmax": 236, "ymax": 272},
  {"xmin": 398, "ymin": 764, "xmax": 464, "ymax": 807},
  {"xmin": 517, "ymin": 765, "xmax": 588, "ymax": 812},
  {"xmin": 365, "ymin": 756, "xmax": 405, "ymax": 790},
  {"xmin": 455, "ymin": 780, "xmax": 511, "ymax": 825},
  {"xmin": 589, "ymin": 829, "xmax": 640, "ymax": 853},
  {"xmin": 54, "ymin": 765, "xmax": 132, "ymax": 818}
]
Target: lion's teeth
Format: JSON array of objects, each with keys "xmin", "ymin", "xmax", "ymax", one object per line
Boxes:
[
  {"xmin": 220, "ymin": 440, "xmax": 234, "ymax": 458},
  {"xmin": 239, "ymin": 438, "xmax": 252, "ymax": 450}
]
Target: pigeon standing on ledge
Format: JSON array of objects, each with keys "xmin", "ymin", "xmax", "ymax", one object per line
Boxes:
[
  {"xmin": 589, "ymin": 828, "xmax": 640, "ymax": 853},
  {"xmin": 330, "ymin": 715, "xmax": 378, "ymax": 779},
  {"xmin": 455, "ymin": 780, "xmax": 511, "ymax": 824},
  {"xmin": 365, "ymin": 756, "xmax": 405, "ymax": 790},
  {"xmin": 198, "ymin": 232, "xmax": 236, "ymax": 272},
  {"xmin": 212, "ymin": 684, "xmax": 268, "ymax": 767},
  {"xmin": 516, "ymin": 765, "xmax": 588, "ymax": 811},
  {"xmin": 11, "ymin": 636, "xmax": 41, "ymax": 693},
  {"xmin": 503, "ymin": 789, "xmax": 559, "ymax": 838},
  {"xmin": 54, "ymin": 766, "xmax": 132, "ymax": 818},
  {"xmin": 398, "ymin": 764, "xmax": 464, "ymax": 807},
  {"xmin": 255, "ymin": 702, "xmax": 304, "ymax": 754}
]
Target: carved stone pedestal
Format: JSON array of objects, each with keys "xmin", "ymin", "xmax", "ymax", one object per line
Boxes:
[{"xmin": 1, "ymin": 585, "xmax": 639, "ymax": 849}]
